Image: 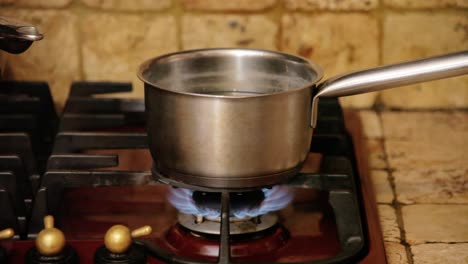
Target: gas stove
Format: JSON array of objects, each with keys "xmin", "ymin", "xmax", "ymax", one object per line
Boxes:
[{"xmin": 0, "ymin": 81, "xmax": 386, "ymax": 263}]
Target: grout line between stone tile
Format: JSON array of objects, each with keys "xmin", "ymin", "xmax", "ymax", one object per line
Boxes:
[
  {"xmin": 376, "ymin": 110, "xmax": 415, "ymax": 264},
  {"xmin": 373, "ymin": 0, "xmax": 384, "ymax": 107},
  {"xmin": 167, "ymin": 1, "xmax": 279, "ymax": 16},
  {"xmin": 71, "ymin": 0, "xmax": 85, "ymax": 82},
  {"xmin": 422, "ymin": 241, "xmax": 468, "ymax": 244},
  {"xmin": 271, "ymin": 0, "xmax": 283, "ymax": 50},
  {"xmin": 380, "ymin": 108, "xmax": 468, "ymax": 112},
  {"xmin": 381, "ymin": 6, "xmax": 468, "ymax": 13},
  {"xmin": 395, "ymin": 202, "xmax": 468, "ymax": 205},
  {"xmin": 173, "ymin": 0, "xmax": 183, "ymax": 50}
]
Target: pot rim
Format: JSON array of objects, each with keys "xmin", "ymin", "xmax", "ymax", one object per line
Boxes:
[{"xmin": 137, "ymin": 48, "xmax": 324, "ymax": 99}]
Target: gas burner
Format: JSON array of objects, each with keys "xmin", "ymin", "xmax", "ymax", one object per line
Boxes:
[
  {"xmin": 168, "ymin": 186, "xmax": 293, "ymax": 219},
  {"xmin": 165, "ymin": 223, "xmax": 289, "ymax": 259},
  {"xmin": 192, "ymin": 190, "xmax": 265, "ymax": 218},
  {"xmin": 177, "ymin": 213, "xmax": 278, "ymax": 235}
]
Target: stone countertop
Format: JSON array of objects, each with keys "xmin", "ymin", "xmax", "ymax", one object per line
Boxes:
[{"xmin": 358, "ymin": 110, "xmax": 468, "ymax": 264}]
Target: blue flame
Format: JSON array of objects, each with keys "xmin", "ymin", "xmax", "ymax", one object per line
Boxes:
[
  {"xmin": 168, "ymin": 186, "xmax": 293, "ymax": 218},
  {"xmin": 167, "ymin": 187, "xmax": 220, "ymax": 217}
]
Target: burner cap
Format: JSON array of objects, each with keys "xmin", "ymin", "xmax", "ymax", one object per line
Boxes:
[
  {"xmin": 165, "ymin": 223, "xmax": 289, "ymax": 259},
  {"xmin": 177, "ymin": 213, "xmax": 278, "ymax": 235}
]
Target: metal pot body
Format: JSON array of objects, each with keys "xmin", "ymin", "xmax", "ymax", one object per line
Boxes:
[
  {"xmin": 142, "ymin": 49, "xmax": 321, "ymax": 188},
  {"xmin": 145, "ymin": 84, "xmax": 313, "ymax": 188}
]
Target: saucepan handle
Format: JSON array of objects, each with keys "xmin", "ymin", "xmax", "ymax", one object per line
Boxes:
[{"xmin": 311, "ymin": 50, "xmax": 468, "ymax": 127}]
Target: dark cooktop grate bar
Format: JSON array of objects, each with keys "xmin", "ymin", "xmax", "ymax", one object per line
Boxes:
[
  {"xmin": 53, "ymin": 132, "xmax": 147, "ymax": 152},
  {"xmin": 64, "ymin": 97, "xmax": 145, "ymax": 114},
  {"xmin": 69, "ymin": 81, "xmax": 133, "ymax": 97}
]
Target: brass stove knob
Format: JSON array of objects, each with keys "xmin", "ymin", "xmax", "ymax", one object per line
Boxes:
[
  {"xmin": 35, "ymin": 215, "xmax": 66, "ymax": 256},
  {"xmin": 0, "ymin": 228, "xmax": 14, "ymax": 264},
  {"xmin": 0, "ymin": 228, "xmax": 14, "ymax": 240},
  {"xmin": 104, "ymin": 225, "xmax": 152, "ymax": 254}
]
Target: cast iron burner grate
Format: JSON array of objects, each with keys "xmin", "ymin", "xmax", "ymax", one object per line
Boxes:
[
  {"xmin": 0, "ymin": 81, "xmax": 58, "ymax": 238},
  {"xmin": 20, "ymin": 81, "xmax": 369, "ymax": 263}
]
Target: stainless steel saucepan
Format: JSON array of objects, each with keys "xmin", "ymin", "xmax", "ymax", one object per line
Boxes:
[{"xmin": 138, "ymin": 48, "xmax": 468, "ymax": 189}]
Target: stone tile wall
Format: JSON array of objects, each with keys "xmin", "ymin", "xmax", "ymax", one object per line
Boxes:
[
  {"xmin": 362, "ymin": 110, "xmax": 468, "ymax": 264},
  {"xmin": 0, "ymin": 0, "xmax": 466, "ymax": 108}
]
